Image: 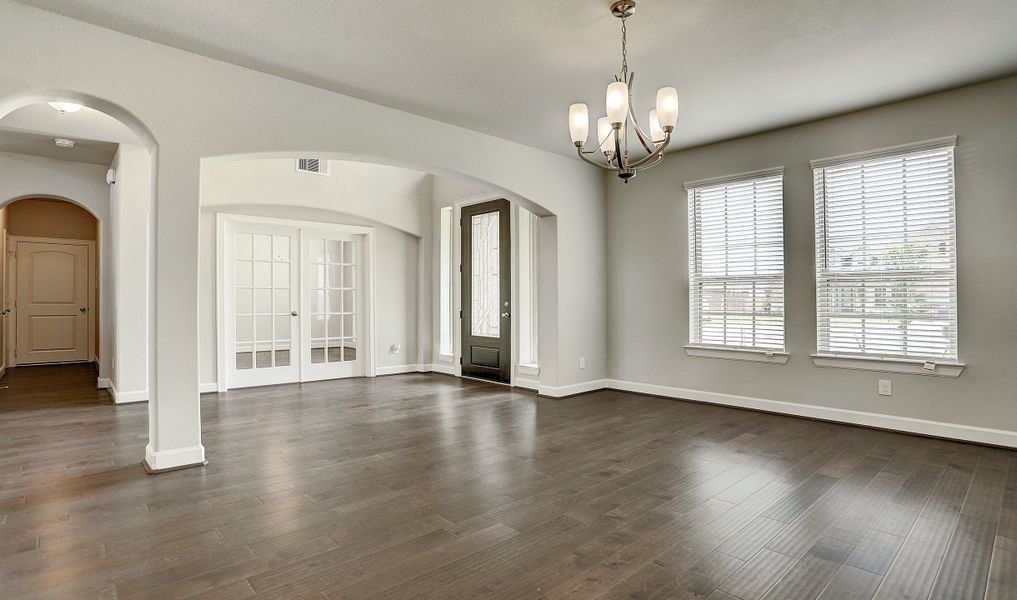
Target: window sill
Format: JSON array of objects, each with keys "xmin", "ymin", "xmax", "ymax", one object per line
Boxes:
[
  {"xmin": 517, "ymin": 363, "xmax": 540, "ymax": 377},
  {"xmin": 810, "ymin": 354, "xmax": 965, "ymax": 378},
  {"xmin": 684, "ymin": 346, "xmax": 789, "ymax": 364}
]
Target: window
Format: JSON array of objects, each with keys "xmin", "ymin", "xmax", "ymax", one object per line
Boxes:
[
  {"xmin": 686, "ymin": 169, "xmax": 785, "ymax": 352},
  {"xmin": 813, "ymin": 138, "xmax": 957, "ymax": 361},
  {"xmin": 438, "ymin": 207, "xmax": 453, "ymax": 357}
]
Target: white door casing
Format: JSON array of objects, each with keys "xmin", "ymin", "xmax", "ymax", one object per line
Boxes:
[
  {"xmin": 218, "ymin": 214, "xmax": 375, "ymax": 391},
  {"xmin": 12, "ymin": 237, "xmax": 94, "ymax": 365}
]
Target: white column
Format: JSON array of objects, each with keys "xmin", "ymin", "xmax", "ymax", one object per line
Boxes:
[{"xmin": 144, "ymin": 148, "xmax": 205, "ymax": 472}]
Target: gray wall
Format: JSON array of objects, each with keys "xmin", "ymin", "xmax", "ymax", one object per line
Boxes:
[{"xmin": 607, "ymin": 75, "xmax": 1017, "ymax": 433}]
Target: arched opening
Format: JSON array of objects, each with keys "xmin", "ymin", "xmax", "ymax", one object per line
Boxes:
[
  {"xmin": 0, "ymin": 93, "xmax": 159, "ymax": 465},
  {"xmin": 199, "ymin": 154, "xmax": 558, "ymax": 395},
  {"xmin": 0, "ymin": 197, "xmax": 100, "ymax": 396}
]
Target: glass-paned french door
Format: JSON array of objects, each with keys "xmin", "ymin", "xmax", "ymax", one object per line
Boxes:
[
  {"xmin": 226, "ymin": 221, "xmax": 365, "ymax": 389},
  {"xmin": 301, "ymin": 229, "xmax": 364, "ymax": 382}
]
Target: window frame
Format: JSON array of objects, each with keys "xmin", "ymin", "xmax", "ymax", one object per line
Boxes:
[
  {"xmin": 811, "ymin": 136, "xmax": 963, "ymax": 376},
  {"xmin": 684, "ymin": 167, "xmax": 788, "ymax": 362}
]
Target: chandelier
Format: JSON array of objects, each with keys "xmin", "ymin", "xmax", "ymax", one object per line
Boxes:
[{"xmin": 567, "ymin": 0, "xmax": 678, "ymax": 182}]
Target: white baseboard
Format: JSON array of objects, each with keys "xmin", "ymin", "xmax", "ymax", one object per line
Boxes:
[
  {"xmin": 539, "ymin": 379, "xmax": 609, "ymax": 398},
  {"xmin": 199, "ymin": 382, "xmax": 219, "ymax": 394},
  {"xmin": 106, "ymin": 379, "xmax": 148, "ymax": 404},
  {"xmin": 514, "ymin": 375, "xmax": 540, "ymax": 392},
  {"xmin": 430, "ymin": 362, "xmax": 456, "ymax": 376},
  {"xmin": 606, "ymin": 379, "xmax": 1017, "ymax": 449},
  {"xmin": 97, "ymin": 377, "xmax": 111, "ymax": 389},
  {"xmin": 376, "ymin": 364, "xmax": 425, "ymax": 376},
  {"xmin": 144, "ymin": 443, "xmax": 206, "ymax": 472}
]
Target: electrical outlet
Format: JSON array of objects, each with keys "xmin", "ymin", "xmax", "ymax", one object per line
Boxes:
[
  {"xmin": 579, "ymin": 357, "xmax": 586, "ymax": 369},
  {"xmin": 390, "ymin": 343, "xmax": 401, "ymax": 354},
  {"xmin": 878, "ymin": 379, "xmax": 892, "ymax": 396}
]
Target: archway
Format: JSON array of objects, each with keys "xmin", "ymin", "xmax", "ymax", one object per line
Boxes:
[
  {"xmin": 199, "ymin": 154, "xmax": 558, "ymax": 395},
  {"xmin": 0, "ymin": 92, "xmax": 161, "ymax": 467}
]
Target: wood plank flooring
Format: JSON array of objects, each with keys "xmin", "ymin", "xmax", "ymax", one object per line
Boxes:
[{"xmin": 1, "ymin": 363, "xmax": 1014, "ymax": 599}]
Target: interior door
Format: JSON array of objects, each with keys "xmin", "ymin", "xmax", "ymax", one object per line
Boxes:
[
  {"xmin": 302, "ymin": 230, "xmax": 364, "ymax": 381},
  {"xmin": 461, "ymin": 199, "xmax": 511, "ymax": 383},
  {"xmin": 228, "ymin": 226, "xmax": 300, "ymax": 388},
  {"xmin": 15, "ymin": 240, "xmax": 90, "ymax": 364}
]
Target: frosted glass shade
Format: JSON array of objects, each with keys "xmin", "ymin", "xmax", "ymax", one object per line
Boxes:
[
  {"xmin": 48, "ymin": 101, "xmax": 82, "ymax": 114},
  {"xmin": 597, "ymin": 117, "xmax": 614, "ymax": 153},
  {"xmin": 655, "ymin": 87, "xmax": 679, "ymax": 128},
  {"xmin": 568, "ymin": 103, "xmax": 589, "ymax": 145},
  {"xmin": 606, "ymin": 81, "xmax": 629, "ymax": 125},
  {"xmin": 649, "ymin": 109, "xmax": 665, "ymax": 142}
]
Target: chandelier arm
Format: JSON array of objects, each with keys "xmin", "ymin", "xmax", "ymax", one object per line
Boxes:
[
  {"xmin": 638, "ymin": 153, "xmax": 665, "ymax": 171},
  {"xmin": 576, "ymin": 145, "xmax": 620, "ymax": 171},
  {"xmin": 623, "ymin": 72, "xmax": 654, "ymax": 155},
  {"xmin": 628, "ymin": 131, "xmax": 671, "ymax": 169},
  {"xmin": 613, "ymin": 128, "xmax": 625, "ymax": 170}
]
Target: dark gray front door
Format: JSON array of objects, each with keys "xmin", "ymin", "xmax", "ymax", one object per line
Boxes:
[{"xmin": 461, "ymin": 199, "xmax": 511, "ymax": 383}]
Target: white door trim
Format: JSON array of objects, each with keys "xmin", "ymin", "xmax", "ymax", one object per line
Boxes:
[
  {"xmin": 9, "ymin": 235, "xmax": 96, "ymax": 367},
  {"xmin": 215, "ymin": 213, "xmax": 376, "ymax": 392}
]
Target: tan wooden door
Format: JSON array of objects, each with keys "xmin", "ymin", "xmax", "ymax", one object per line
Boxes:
[{"xmin": 15, "ymin": 240, "xmax": 90, "ymax": 364}]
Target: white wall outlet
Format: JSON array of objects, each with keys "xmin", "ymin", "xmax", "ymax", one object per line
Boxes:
[
  {"xmin": 579, "ymin": 357, "xmax": 586, "ymax": 369},
  {"xmin": 878, "ymin": 379, "xmax": 892, "ymax": 396},
  {"xmin": 390, "ymin": 343, "xmax": 401, "ymax": 354}
]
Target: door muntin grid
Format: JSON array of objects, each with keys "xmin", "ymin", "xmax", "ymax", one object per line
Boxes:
[
  {"xmin": 308, "ymin": 237, "xmax": 357, "ymax": 364},
  {"xmin": 234, "ymin": 232, "xmax": 294, "ymax": 370}
]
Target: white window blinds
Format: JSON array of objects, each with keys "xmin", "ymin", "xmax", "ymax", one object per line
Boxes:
[
  {"xmin": 687, "ymin": 171, "xmax": 785, "ymax": 351},
  {"xmin": 813, "ymin": 140, "xmax": 958, "ymax": 361}
]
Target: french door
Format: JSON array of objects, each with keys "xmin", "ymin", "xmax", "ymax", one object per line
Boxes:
[
  {"xmin": 301, "ymin": 230, "xmax": 364, "ymax": 382},
  {"xmin": 225, "ymin": 219, "xmax": 367, "ymax": 389},
  {"xmin": 229, "ymin": 225, "xmax": 300, "ymax": 388}
]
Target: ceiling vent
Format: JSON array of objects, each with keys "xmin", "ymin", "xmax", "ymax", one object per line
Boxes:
[{"xmin": 296, "ymin": 158, "xmax": 330, "ymax": 176}]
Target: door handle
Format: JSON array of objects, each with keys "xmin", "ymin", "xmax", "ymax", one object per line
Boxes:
[
  {"xmin": 501, "ymin": 312, "xmax": 510, "ymax": 318},
  {"xmin": 80, "ymin": 307, "xmax": 87, "ymax": 313},
  {"xmin": 291, "ymin": 311, "xmax": 298, "ymax": 317}
]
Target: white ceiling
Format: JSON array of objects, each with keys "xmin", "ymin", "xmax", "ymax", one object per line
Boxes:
[
  {"xmin": 0, "ymin": 103, "xmax": 142, "ymax": 165},
  {"xmin": 15, "ymin": 0, "xmax": 1017, "ymax": 155}
]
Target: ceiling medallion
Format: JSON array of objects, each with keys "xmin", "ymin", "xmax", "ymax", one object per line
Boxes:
[{"xmin": 568, "ymin": 0, "xmax": 678, "ymax": 182}]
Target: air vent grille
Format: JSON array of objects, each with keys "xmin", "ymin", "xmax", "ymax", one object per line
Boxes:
[{"xmin": 296, "ymin": 158, "xmax": 329, "ymax": 175}]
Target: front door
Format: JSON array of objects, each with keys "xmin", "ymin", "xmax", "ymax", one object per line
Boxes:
[
  {"xmin": 15, "ymin": 240, "xmax": 91, "ymax": 364},
  {"xmin": 461, "ymin": 199, "xmax": 511, "ymax": 383}
]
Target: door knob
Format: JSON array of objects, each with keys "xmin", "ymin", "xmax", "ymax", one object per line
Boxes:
[
  {"xmin": 501, "ymin": 312, "xmax": 510, "ymax": 318},
  {"xmin": 80, "ymin": 307, "xmax": 87, "ymax": 313},
  {"xmin": 291, "ymin": 311, "xmax": 298, "ymax": 317}
]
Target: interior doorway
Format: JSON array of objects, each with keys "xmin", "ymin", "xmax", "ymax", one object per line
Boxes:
[
  {"xmin": 218, "ymin": 214, "xmax": 374, "ymax": 390},
  {"xmin": 460, "ymin": 199, "xmax": 511, "ymax": 383},
  {"xmin": 3, "ymin": 199, "xmax": 99, "ymax": 368}
]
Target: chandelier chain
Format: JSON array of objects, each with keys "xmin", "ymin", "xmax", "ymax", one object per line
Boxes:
[{"xmin": 620, "ymin": 17, "xmax": 628, "ymax": 75}]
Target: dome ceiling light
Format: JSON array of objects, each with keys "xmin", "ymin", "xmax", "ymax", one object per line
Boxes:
[{"xmin": 567, "ymin": 0, "xmax": 678, "ymax": 182}]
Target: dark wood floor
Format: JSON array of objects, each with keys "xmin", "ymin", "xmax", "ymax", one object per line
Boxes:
[{"xmin": 1, "ymin": 364, "xmax": 1014, "ymax": 600}]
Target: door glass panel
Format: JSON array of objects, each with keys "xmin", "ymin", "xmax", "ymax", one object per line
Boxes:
[
  {"xmin": 307, "ymin": 235, "xmax": 360, "ymax": 367},
  {"xmin": 253, "ymin": 234, "xmax": 272, "ymax": 261},
  {"xmin": 471, "ymin": 212, "xmax": 500, "ymax": 337},
  {"xmin": 234, "ymin": 230, "xmax": 294, "ymax": 372},
  {"xmin": 253, "ymin": 262, "xmax": 271, "ymax": 287},
  {"xmin": 236, "ymin": 289, "xmax": 253, "ymax": 314}
]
